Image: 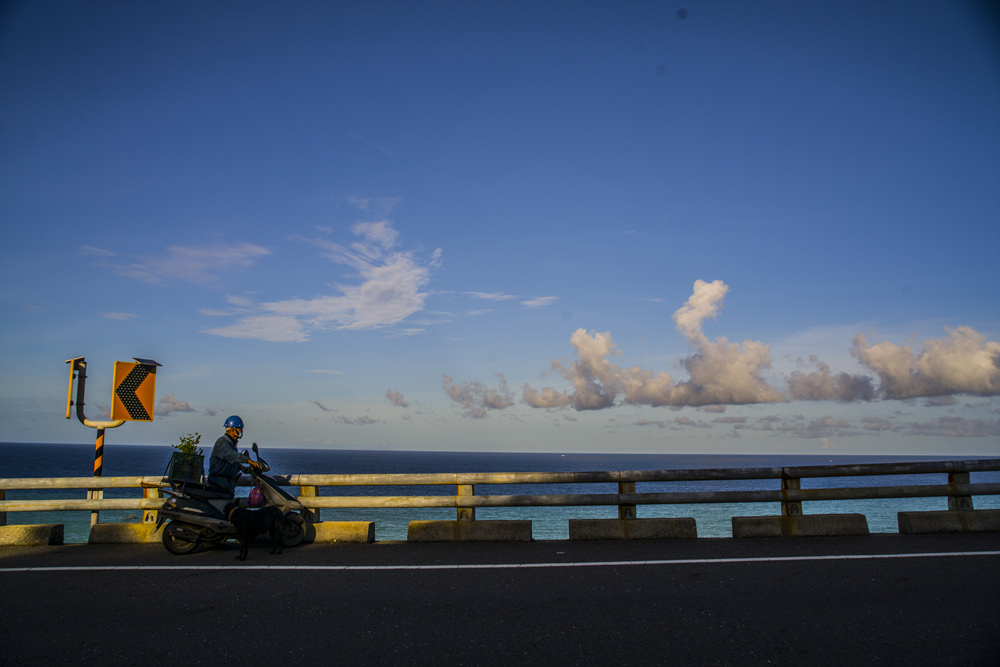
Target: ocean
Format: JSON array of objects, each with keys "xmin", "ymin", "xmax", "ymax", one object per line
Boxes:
[{"xmin": 2, "ymin": 442, "xmax": 998, "ymax": 544}]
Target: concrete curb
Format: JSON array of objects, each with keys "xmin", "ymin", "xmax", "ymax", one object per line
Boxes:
[
  {"xmin": 407, "ymin": 520, "xmax": 532, "ymax": 542},
  {"xmin": 89, "ymin": 523, "xmax": 161, "ymax": 544},
  {"xmin": 0, "ymin": 524, "xmax": 65, "ymax": 546},
  {"xmin": 311, "ymin": 521, "xmax": 375, "ymax": 543},
  {"xmin": 732, "ymin": 514, "xmax": 869, "ymax": 538},
  {"xmin": 898, "ymin": 509, "xmax": 1000, "ymax": 534},
  {"xmin": 569, "ymin": 518, "xmax": 697, "ymax": 540}
]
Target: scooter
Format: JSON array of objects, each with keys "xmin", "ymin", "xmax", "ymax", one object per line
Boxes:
[{"xmin": 156, "ymin": 442, "xmax": 307, "ymax": 555}]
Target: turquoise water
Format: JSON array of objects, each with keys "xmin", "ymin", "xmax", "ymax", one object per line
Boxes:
[{"xmin": 2, "ymin": 443, "xmax": 997, "ymax": 543}]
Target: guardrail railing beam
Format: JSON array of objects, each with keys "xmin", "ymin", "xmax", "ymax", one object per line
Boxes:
[{"xmin": 1, "ymin": 459, "xmax": 998, "ymax": 538}]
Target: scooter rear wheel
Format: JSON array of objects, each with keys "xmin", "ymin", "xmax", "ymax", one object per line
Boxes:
[
  {"xmin": 162, "ymin": 521, "xmax": 200, "ymax": 555},
  {"xmin": 282, "ymin": 513, "xmax": 306, "ymax": 547}
]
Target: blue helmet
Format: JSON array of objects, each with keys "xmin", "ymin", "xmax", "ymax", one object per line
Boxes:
[{"xmin": 224, "ymin": 415, "xmax": 244, "ymax": 430}]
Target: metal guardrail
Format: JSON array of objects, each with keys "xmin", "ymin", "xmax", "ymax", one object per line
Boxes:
[{"xmin": 1, "ymin": 459, "xmax": 998, "ymax": 527}]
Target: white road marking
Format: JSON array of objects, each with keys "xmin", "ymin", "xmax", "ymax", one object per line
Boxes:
[{"xmin": 2, "ymin": 550, "xmax": 998, "ymax": 572}]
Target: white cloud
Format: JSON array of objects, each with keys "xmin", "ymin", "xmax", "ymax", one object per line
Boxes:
[
  {"xmin": 522, "ymin": 385, "xmax": 573, "ymax": 409},
  {"xmin": 115, "ymin": 242, "xmax": 271, "ymax": 286},
  {"xmin": 386, "ymin": 389, "xmax": 409, "ymax": 407},
  {"xmin": 334, "ymin": 415, "xmax": 384, "ymax": 425},
  {"xmin": 787, "ymin": 356, "xmax": 874, "ymax": 402},
  {"xmin": 852, "ymin": 326, "xmax": 1000, "ymax": 398},
  {"xmin": 466, "ymin": 292, "xmax": 518, "ymax": 301},
  {"xmin": 522, "ymin": 296, "xmax": 558, "ymax": 308},
  {"xmin": 202, "ymin": 315, "xmax": 308, "ymax": 342},
  {"xmin": 520, "ymin": 279, "xmax": 1000, "ymax": 412},
  {"xmin": 902, "ymin": 416, "xmax": 1000, "ymax": 437},
  {"xmin": 203, "ymin": 221, "xmax": 441, "ymax": 341},
  {"xmin": 672, "ymin": 279, "xmax": 727, "ymax": 345},
  {"xmin": 159, "ymin": 393, "xmax": 194, "ymax": 416},
  {"xmin": 861, "ymin": 417, "xmax": 893, "ymax": 431},
  {"xmin": 346, "ymin": 195, "xmax": 401, "ymax": 216},
  {"xmin": 79, "ymin": 245, "xmax": 116, "ymax": 257},
  {"xmin": 265, "ymin": 223, "xmax": 440, "ymax": 331},
  {"xmin": 443, "ymin": 373, "xmax": 514, "ymax": 418},
  {"xmin": 523, "ymin": 280, "xmax": 785, "ymax": 410},
  {"xmin": 102, "ymin": 312, "xmax": 139, "ymax": 321}
]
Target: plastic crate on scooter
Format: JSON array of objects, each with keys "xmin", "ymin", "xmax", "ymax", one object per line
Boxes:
[{"xmin": 164, "ymin": 452, "xmax": 205, "ymax": 489}]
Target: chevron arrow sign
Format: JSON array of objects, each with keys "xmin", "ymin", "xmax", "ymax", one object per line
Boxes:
[{"xmin": 111, "ymin": 361, "xmax": 157, "ymax": 421}]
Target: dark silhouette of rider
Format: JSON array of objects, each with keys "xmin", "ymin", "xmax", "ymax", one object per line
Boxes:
[{"xmin": 207, "ymin": 415, "xmax": 259, "ymax": 496}]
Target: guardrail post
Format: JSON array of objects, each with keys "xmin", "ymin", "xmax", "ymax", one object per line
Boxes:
[
  {"xmin": 781, "ymin": 475, "xmax": 802, "ymax": 517},
  {"xmin": 0, "ymin": 489, "xmax": 5, "ymax": 526},
  {"xmin": 142, "ymin": 486, "xmax": 161, "ymax": 524},
  {"xmin": 88, "ymin": 488, "xmax": 103, "ymax": 527},
  {"xmin": 457, "ymin": 484, "xmax": 475, "ymax": 521},
  {"xmin": 618, "ymin": 481, "xmax": 636, "ymax": 520},
  {"xmin": 299, "ymin": 485, "xmax": 319, "ymax": 526},
  {"xmin": 947, "ymin": 472, "xmax": 973, "ymax": 511}
]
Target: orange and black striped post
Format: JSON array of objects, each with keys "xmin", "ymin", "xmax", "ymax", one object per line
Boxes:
[
  {"xmin": 89, "ymin": 427, "xmax": 106, "ymax": 526},
  {"xmin": 93, "ymin": 428, "xmax": 105, "ymax": 476}
]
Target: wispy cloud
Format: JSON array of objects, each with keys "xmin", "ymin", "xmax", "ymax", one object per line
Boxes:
[
  {"xmin": 903, "ymin": 416, "xmax": 1000, "ymax": 437},
  {"xmin": 203, "ymin": 220, "xmax": 441, "ymax": 342},
  {"xmin": 112, "ymin": 242, "xmax": 271, "ymax": 286},
  {"xmin": 346, "ymin": 195, "xmax": 401, "ymax": 215},
  {"xmin": 203, "ymin": 315, "xmax": 308, "ymax": 343},
  {"xmin": 334, "ymin": 415, "xmax": 384, "ymax": 425},
  {"xmin": 79, "ymin": 245, "xmax": 116, "ymax": 258},
  {"xmin": 522, "ymin": 296, "xmax": 558, "ymax": 308},
  {"xmin": 465, "ymin": 292, "xmax": 518, "ymax": 301}
]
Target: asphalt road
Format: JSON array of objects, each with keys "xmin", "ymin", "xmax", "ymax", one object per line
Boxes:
[{"xmin": 1, "ymin": 533, "xmax": 998, "ymax": 666}]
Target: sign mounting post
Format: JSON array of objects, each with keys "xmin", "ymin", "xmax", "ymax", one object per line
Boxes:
[{"xmin": 65, "ymin": 356, "xmax": 162, "ymax": 526}]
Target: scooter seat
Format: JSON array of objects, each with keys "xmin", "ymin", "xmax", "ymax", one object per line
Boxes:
[{"xmin": 183, "ymin": 484, "xmax": 235, "ymax": 500}]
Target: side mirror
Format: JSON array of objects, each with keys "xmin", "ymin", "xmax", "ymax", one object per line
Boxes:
[
  {"xmin": 252, "ymin": 442, "xmax": 259, "ymax": 456},
  {"xmin": 242, "ymin": 449, "xmax": 249, "ymax": 457}
]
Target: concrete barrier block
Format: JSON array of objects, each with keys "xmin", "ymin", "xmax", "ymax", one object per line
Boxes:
[
  {"xmin": 407, "ymin": 520, "xmax": 532, "ymax": 542},
  {"xmin": 569, "ymin": 518, "xmax": 697, "ymax": 540},
  {"xmin": 0, "ymin": 524, "xmax": 65, "ymax": 546},
  {"xmin": 898, "ymin": 509, "xmax": 1000, "ymax": 534},
  {"xmin": 311, "ymin": 521, "xmax": 375, "ymax": 543},
  {"xmin": 88, "ymin": 523, "xmax": 161, "ymax": 544},
  {"xmin": 732, "ymin": 514, "xmax": 869, "ymax": 538}
]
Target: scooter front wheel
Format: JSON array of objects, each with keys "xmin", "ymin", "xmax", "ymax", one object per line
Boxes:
[
  {"xmin": 282, "ymin": 513, "xmax": 306, "ymax": 547},
  {"xmin": 162, "ymin": 521, "xmax": 201, "ymax": 555}
]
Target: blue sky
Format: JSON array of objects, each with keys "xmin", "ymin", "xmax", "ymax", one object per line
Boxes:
[{"xmin": 2, "ymin": 1, "xmax": 998, "ymax": 455}]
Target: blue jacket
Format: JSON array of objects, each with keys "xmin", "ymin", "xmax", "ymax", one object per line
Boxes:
[{"xmin": 207, "ymin": 434, "xmax": 250, "ymax": 496}]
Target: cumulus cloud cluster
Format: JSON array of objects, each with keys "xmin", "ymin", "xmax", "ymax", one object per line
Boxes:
[
  {"xmin": 443, "ymin": 373, "xmax": 514, "ymax": 418},
  {"xmin": 852, "ymin": 327, "xmax": 1000, "ymax": 399},
  {"xmin": 523, "ymin": 280, "xmax": 788, "ymax": 410},
  {"xmin": 158, "ymin": 393, "xmax": 195, "ymax": 416},
  {"xmin": 203, "ymin": 220, "xmax": 442, "ymax": 342},
  {"xmin": 518, "ymin": 279, "xmax": 1000, "ymax": 413},
  {"xmin": 385, "ymin": 389, "xmax": 409, "ymax": 407}
]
